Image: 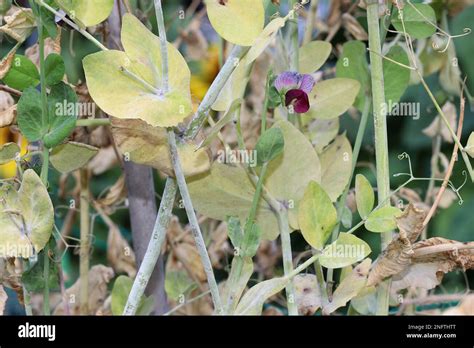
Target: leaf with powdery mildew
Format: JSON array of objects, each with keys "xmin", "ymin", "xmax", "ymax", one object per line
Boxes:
[
  {"xmin": 50, "ymin": 142, "xmax": 98, "ymax": 174},
  {"xmin": 320, "ymin": 135, "xmax": 352, "ymax": 202},
  {"xmin": 319, "ymin": 233, "xmax": 371, "ymax": 269},
  {"xmin": 0, "ymin": 169, "xmax": 54, "ymax": 258},
  {"xmin": 205, "ymin": 0, "xmax": 264, "ymax": 46},
  {"xmin": 355, "ymin": 174, "xmax": 374, "ymax": 219},
  {"xmin": 83, "ymin": 14, "xmax": 192, "ymax": 128},
  {"xmin": 56, "ymin": 0, "xmax": 114, "ymax": 27},
  {"xmin": 235, "ymin": 277, "xmax": 288, "ymax": 315}
]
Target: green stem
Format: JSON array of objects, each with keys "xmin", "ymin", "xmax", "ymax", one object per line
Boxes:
[
  {"xmin": 123, "ymin": 178, "xmax": 177, "ymax": 315},
  {"xmin": 367, "ymin": 0, "xmax": 392, "ymax": 315},
  {"xmin": 155, "ymin": 0, "xmax": 222, "ymax": 313},
  {"xmin": 79, "ymin": 168, "xmax": 90, "ymax": 315},
  {"xmin": 278, "ymin": 208, "xmax": 298, "ymax": 315},
  {"xmin": 168, "ymin": 130, "xmax": 223, "ymax": 313},
  {"xmin": 314, "ymin": 259, "xmax": 328, "ymax": 311},
  {"xmin": 327, "ymin": 99, "xmax": 371, "ymax": 286},
  {"xmin": 185, "ymin": 46, "xmax": 249, "ymax": 139},
  {"xmin": 36, "ymin": 0, "xmax": 108, "ymax": 51},
  {"xmin": 261, "ymin": 70, "xmax": 272, "ymax": 132}
]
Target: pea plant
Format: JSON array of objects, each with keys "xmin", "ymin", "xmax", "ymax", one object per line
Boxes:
[{"xmin": 0, "ymin": 0, "xmax": 473, "ymax": 317}]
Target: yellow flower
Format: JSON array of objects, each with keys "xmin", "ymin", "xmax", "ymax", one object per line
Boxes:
[{"xmin": 0, "ymin": 127, "xmax": 28, "ymax": 179}]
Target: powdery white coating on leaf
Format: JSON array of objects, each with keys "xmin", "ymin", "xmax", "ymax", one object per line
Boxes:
[
  {"xmin": 56, "ymin": 0, "xmax": 114, "ymax": 27},
  {"xmin": 234, "ymin": 277, "xmax": 288, "ymax": 315},
  {"xmin": 0, "ymin": 169, "xmax": 54, "ymax": 258},
  {"xmin": 83, "ymin": 14, "xmax": 192, "ymax": 128},
  {"xmin": 205, "ymin": 0, "xmax": 264, "ymax": 46}
]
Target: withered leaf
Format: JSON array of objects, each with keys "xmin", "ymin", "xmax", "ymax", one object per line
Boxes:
[
  {"xmin": 367, "ymin": 204, "xmax": 426, "ymax": 287},
  {"xmin": 0, "ymin": 7, "xmax": 36, "ymax": 43},
  {"xmin": 111, "ymin": 117, "xmax": 211, "ymax": 177}
]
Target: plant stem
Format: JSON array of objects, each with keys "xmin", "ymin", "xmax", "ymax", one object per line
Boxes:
[
  {"xmin": 154, "ymin": 0, "xmax": 222, "ymax": 313},
  {"xmin": 40, "ymin": 147, "xmax": 49, "ymax": 186},
  {"xmin": 79, "ymin": 168, "xmax": 90, "ymax": 315},
  {"xmin": 278, "ymin": 208, "xmax": 298, "ymax": 315},
  {"xmin": 288, "ymin": 0, "xmax": 299, "ymax": 72},
  {"xmin": 303, "ymin": 0, "xmax": 318, "ymax": 44},
  {"xmin": 185, "ymin": 45, "xmax": 249, "ymax": 139},
  {"xmin": 168, "ymin": 130, "xmax": 223, "ymax": 313},
  {"xmin": 261, "ymin": 70, "xmax": 272, "ymax": 132},
  {"xmin": 314, "ymin": 259, "xmax": 328, "ymax": 310},
  {"xmin": 36, "ymin": 0, "xmax": 108, "ymax": 51},
  {"xmin": 366, "ymin": 0, "xmax": 392, "ymax": 315},
  {"xmin": 123, "ymin": 178, "xmax": 177, "ymax": 315},
  {"xmin": 327, "ymin": 98, "xmax": 371, "ymax": 288},
  {"xmin": 42, "ymin": 244, "xmax": 50, "ymax": 315}
]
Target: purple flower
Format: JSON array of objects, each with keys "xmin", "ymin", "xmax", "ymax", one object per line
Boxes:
[{"xmin": 274, "ymin": 72, "xmax": 315, "ymax": 113}]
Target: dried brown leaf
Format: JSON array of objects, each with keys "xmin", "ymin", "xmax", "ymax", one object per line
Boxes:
[
  {"xmin": 54, "ymin": 265, "xmax": 115, "ymax": 315},
  {"xmin": 367, "ymin": 204, "xmax": 426, "ymax": 287},
  {"xmin": 0, "ymin": 7, "xmax": 36, "ymax": 42},
  {"xmin": 0, "ymin": 46, "xmax": 17, "ymax": 79},
  {"xmin": 97, "ymin": 175, "xmax": 127, "ymax": 211},
  {"xmin": 107, "ymin": 223, "xmax": 136, "ymax": 278},
  {"xmin": 87, "ymin": 145, "xmax": 118, "ymax": 175},
  {"xmin": 422, "ymin": 102, "xmax": 457, "ymax": 143}
]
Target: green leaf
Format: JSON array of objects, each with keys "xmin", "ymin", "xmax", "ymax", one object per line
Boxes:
[
  {"xmin": 44, "ymin": 82, "xmax": 78, "ymax": 148},
  {"xmin": 298, "ymin": 181, "xmax": 337, "ymax": 250},
  {"xmin": 0, "ymin": 0, "xmax": 12, "ymax": 16},
  {"xmin": 111, "ymin": 275, "xmax": 155, "ymax": 315},
  {"xmin": 39, "ymin": 4, "xmax": 58, "ymax": 39},
  {"xmin": 235, "ymin": 277, "xmax": 288, "ymax": 315},
  {"xmin": 336, "ymin": 41, "xmax": 370, "ymax": 111},
  {"xmin": 365, "ymin": 206, "xmax": 402, "ymax": 233},
  {"xmin": 2, "ymin": 55, "xmax": 39, "ymax": 91},
  {"xmin": 465, "ymin": 132, "xmax": 474, "ymax": 158},
  {"xmin": 17, "ymin": 87, "xmax": 45, "ymax": 143},
  {"xmin": 50, "ymin": 142, "xmax": 98, "ymax": 173},
  {"xmin": 241, "ymin": 222, "xmax": 262, "ymax": 258},
  {"xmin": 22, "ymin": 246, "xmax": 59, "ymax": 292},
  {"xmin": 255, "ymin": 127, "xmax": 284, "ymax": 166},
  {"xmin": 44, "ymin": 53, "xmax": 65, "ymax": 87},
  {"xmin": 383, "ymin": 45, "xmax": 410, "ymax": 105},
  {"xmin": 319, "ymin": 233, "xmax": 371, "ymax": 269},
  {"xmin": 83, "ymin": 14, "xmax": 192, "ymax": 127},
  {"xmin": 205, "ymin": 0, "xmax": 264, "ymax": 46},
  {"xmin": 355, "ymin": 174, "xmax": 374, "ymax": 219},
  {"xmin": 0, "ymin": 142, "xmax": 20, "ymax": 165},
  {"xmin": 164, "ymin": 271, "xmax": 197, "ymax": 302},
  {"xmin": 299, "ymin": 41, "xmax": 332, "ymax": 74},
  {"xmin": 305, "ymin": 78, "xmax": 361, "ymax": 119},
  {"xmin": 320, "ymin": 135, "xmax": 353, "ymax": 202},
  {"xmin": 0, "ymin": 169, "xmax": 54, "ymax": 257},
  {"xmin": 391, "ymin": 3, "xmax": 436, "ymax": 40},
  {"xmin": 227, "ymin": 216, "xmax": 243, "ymax": 249},
  {"xmin": 55, "ymin": 0, "xmax": 114, "ymax": 27}
]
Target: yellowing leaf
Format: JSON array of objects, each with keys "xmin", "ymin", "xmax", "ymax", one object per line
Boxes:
[
  {"xmin": 0, "ymin": 169, "xmax": 54, "ymax": 257},
  {"xmin": 111, "ymin": 117, "xmax": 210, "ymax": 177},
  {"xmin": 320, "ymin": 135, "xmax": 352, "ymax": 202},
  {"xmin": 205, "ymin": 0, "xmax": 264, "ymax": 46},
  {"xmin": 355, "ymin": 174, "xmax": 374, "ymax": 219},
  {"xmin": 298, "ymin": 181, "xmax": 337, "ymax": 250},
  {"xmin": 299, "ymin": 41, "xmax": 332, "ymax": 74},
  {"xmin": 264, "ymin": 121, "xmax": 321, "ymax": 229},
  {"xmin": 50, "ymin": 142, "xmax": 98, "ymax": 173},
  {"xmin": 56, "ymin": 0, "xmax": 114, "ymax": 27},
  {"xmin": 83, "ymin": 14, "xmax": 192, "ymax": 128},
  {"xmin": 212, "ymin": 17, "xmax": 287, "ymax": 112},
  {"xmin": 323, "ymin": 259, "xmax": 371, "ymax": 314},
  {"xmin": 188, "ymin": 163, "xmax": 279, "ymax": 240},
  {"xmin": 319, "ymin": 233, "xmax": 371, "ymax": 269},
  {"xmin": 307, "ymin": 118, "xmax": 339, "ymax": 153},
  {"xmin": 235, "ymin": 277, "xmax": 288, "ymax": 315},
  {"xmin": 305, "ymin": 78, "xmax": 360, "ymax": 119},
  {"xmin": 365, "ymin": 206, "xmax": 402, "ymax": 233}
]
